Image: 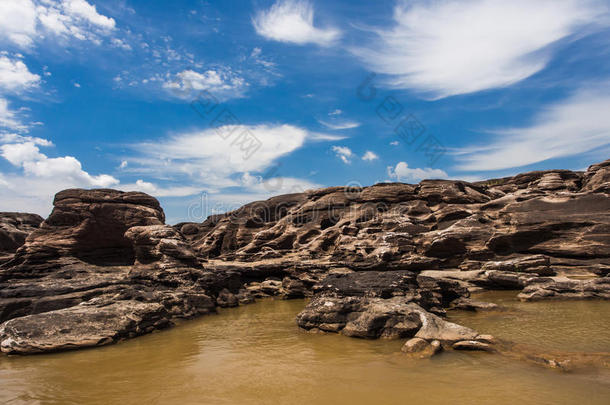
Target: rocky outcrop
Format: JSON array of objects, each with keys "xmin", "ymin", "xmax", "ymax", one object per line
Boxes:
[
  {"xmin": 0, "ymin": 300, "xmax": 170, "ymax": 354},
  {"xmin": 180, "ymin": 160, "xmax": 610, "ymax": 279},
  {"xmin": 0, "ymin": 189, "xmax": 219, "ymax": 354},
  {"xmin": 1, "ymin": 159, "xmax": 609, "ymax": 355}
]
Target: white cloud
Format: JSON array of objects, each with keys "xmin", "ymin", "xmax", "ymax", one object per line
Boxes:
[
  {"xmin": 240, "ymin": 172, "xmax": 320, "ymax": 195},
  {"xmin": 332, "ymin": 145, "xmax": 353, "ymax": 164},
  {"xmin": 307, "ymin": 132, "xmax": 347, "ymax": 141},
  {"xmin": 1, "ymin": 141, "xmax": 118, "ymax": 186},
  {"xmin": 129, "ymin": 124, "xmax": 332, "ymax": 181},
  {"xmin": 352, "ymin": 0, "xmax": 610, "ymax": 98},
  {"xmin": 454, "ymin": 83, "xmax": 610, "ymax": 171},
  {"xmin": 252, "ymin": 0, "xmax": 340, "ymax": 46},
  {"xmin": 317, "ymin": 119, "xmax": 361, "ymax": 130},
  {"xmin": 0, "ymin": 99, "xmax": 27, "ymax": 131},
  {"xmin": 119, "ymin": 179, "xmax": 201, "ymax": 198},
  {"xmin": 0, "ymin": 132, "xmax": 52, "ymax": 146},
  {"xmin": 163, "ymin": 69, "xmax": 247, "ymax": 101},
  {"xmin": 249, "ymin": 47, "xmax": 276, "ymax": 69},
  {"xmin": 0, "ymin": 0, "xmax": 38, "ymax": 47},
  {"xmin": 63, "ymin": 0, "xmax": 115, "ymax": 30},
  {"xmin": 390, "ymin": 141, "xmax": 399, "ymax": 146},
  {"xmin": 329, "ymin": 109, "xmax": 342, "ymax": 116},
  {"xmin": 0, "ymin": 138, "xmax": 119, "ymax": 215},
  {"xmin": 0, "ymin": 55, "xmax": 40, "ymax": 93},
  {"xmin": 115, "ymin": 123, "xmax": 333, "ymax": 205},
  {"xmin": 362, "ymin": 151, "xmax": 379, "ymax": 161},
  {"xmin": 111, "ymin": 37, "xmax": 132, "ymax": 51},
  {"xmin": 0, "ymin": 0, "xmax": 115, "ymax": 48},
  {"xmin": 387, "ymin": 162, "xmax": 448, "ymax": 183}
]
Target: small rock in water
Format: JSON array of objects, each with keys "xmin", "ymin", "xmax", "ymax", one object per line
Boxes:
[{"xmin": 401, "ymin": 338, "xmax": 442, "ymax": 358}]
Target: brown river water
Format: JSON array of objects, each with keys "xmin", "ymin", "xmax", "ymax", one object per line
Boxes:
[{"xmin": 1, "ymin": 292, "xmax": 609, "ymax": 405}]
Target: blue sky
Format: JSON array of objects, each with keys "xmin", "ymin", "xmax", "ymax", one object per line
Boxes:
[{"xmin": 1, "ymin": 0, "xmax": 609, "ymax": 223}]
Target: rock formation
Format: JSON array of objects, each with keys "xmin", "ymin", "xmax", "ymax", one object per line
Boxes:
[
  {"xmin": 0, "ymin": 159, "xmax": 609, "ymax": 356},
  {"xmin": 0, "ymin": 213, "xmax": 43, "ymax": 264},
  {"xmin": 0, "ymin": 190, "xmax": 219, "ymax": 354},
  {"xmin": 179, "ymin": 160, "xmax": 610, "ymax": 279}
]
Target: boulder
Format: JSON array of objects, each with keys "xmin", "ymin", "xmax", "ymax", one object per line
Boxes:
[
  {"xmin": 401, "ymin": 338, "xmax": 442, "ymax": 358},
  {"xmin": 0, "ymin": 300, "xmax": 170, "ymax": 354}
]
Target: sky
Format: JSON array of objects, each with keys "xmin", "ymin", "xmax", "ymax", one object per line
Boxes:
[{"xmin": 0, "ymin": 0, "xmax": 609, "ymax": 224}]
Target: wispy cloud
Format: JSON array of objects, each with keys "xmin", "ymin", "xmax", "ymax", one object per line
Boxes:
[
  {"xmin": 317, "ymin": 119, "xmax": 361, "ymax": 130},
  {"xmin": 352, "ymin": 0, "xmax": 610, "ymax": 98},
  {"xmin": 252, "ymin": 0, "xmax": 340, "ymax": 46},
  {"xmin": 0, "ymin": 99, "xmax": 28, "ymax": 131},
  {"xmin": 120, "ymin": 123, "xmax": 334, "ymax": 197},
  {"xmin": 454, "ymin": 83, "xmax": 610, "ymax": 171},
  {"xmin": 331, "ymin": 145, "xmax": 353, "ymax": 164},
  {"xmin": 317, "ymin": 108, "xmax": 361, "ymax": 130}
]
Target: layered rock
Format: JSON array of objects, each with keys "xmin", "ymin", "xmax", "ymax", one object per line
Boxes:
[
  {"xmin": 1, "ymin": 159, "xmax": 609, "ymax": 355},
  {"xmin": 0, "ymin": 213, "xmax": 43, "ymax": 264},
  {"xmin": 179, "ymin": 160, "xmax": 610, "ymax": 280},
  {"xmin": 518, "ymin": 276, "xmax": 610, "ymax": 301},
  {"xmin": 0, "ymin": 189, "xmax": 218, "ymax": 354}
]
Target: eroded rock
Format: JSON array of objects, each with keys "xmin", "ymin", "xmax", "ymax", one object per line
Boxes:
[
  {"xmin": 0, "ymin": 300, "xmax": 170, "ymax": 354},
  {"xmin": 518, "ymin": 277, "xmax": 610, "ymax": 301}
]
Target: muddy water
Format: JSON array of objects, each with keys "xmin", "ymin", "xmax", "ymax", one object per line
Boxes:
[{"xmin": 1, "ymin": 295, "xmax": 609, "ymax": 405}]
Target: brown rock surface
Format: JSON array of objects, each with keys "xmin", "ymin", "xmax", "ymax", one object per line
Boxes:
[
  {"xmin": 1, "ymin": 159, "xmax": 609, "ymax": 355},
  {"xmin": 0, "ymin": 213, "xmax": 43, "ymax": 264},
  {"xmin": 0, "ymin": 189, "xmax": 219, "ymax": 354},
  {"xmin": 180, "ymin": 159, "xmax": 610, "ymax": 279}
]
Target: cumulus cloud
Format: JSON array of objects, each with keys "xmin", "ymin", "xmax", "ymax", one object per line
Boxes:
[
  {"xmin": 352, "ymin": 0, "xmax": 609, "ymax": 98},
  {"xmin": 0, "ymin": 55, "xmax": 41, "ymax": 93},
  {"xmin": 0, "ymin": 0, "xmax": 115, "ymax": 48},
  {"xmin": 387, "ymin": 162, "xmax": 448, "ymax": 183},
  {"xmin": 454, "ymin": 83, "xmax": 610, "ymax": 171},
  {"xmin": 362, "ymin": 151, "xmax": 379, "ymax": 161},
  {"xmin": 1, "ymin": 141, "xmax": 117, "ymax": 186},
  {"xmin": 252, "ymin": 0, "xmax": 340, "ymax": 46},
  {"xmin": 163, "ymin": 69, "xmax": 248, "ymax": 101},
  {"xmin": 331, "ymin": 145, "xmax": 353, "ymax": 164},
  {"xmin": 0, "ymin": 137, "xmax": 119, "ymax": 215},
  {"xmin": 0, "ymin": 0, "xmax": 38, "ymax": 47}
]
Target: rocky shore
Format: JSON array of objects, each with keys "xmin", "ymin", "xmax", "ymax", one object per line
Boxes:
[{"xmin": 0, "ymin": 159, "xmax": 608, "ymax": 359}]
